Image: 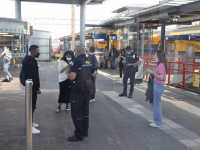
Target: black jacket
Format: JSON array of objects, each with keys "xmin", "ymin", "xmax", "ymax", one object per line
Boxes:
[
  {"xmin": 145, "ymin": 75, "xmax": 154, "ymax": 103},
  {"xmin": 22, "ymin": 56, "xmax": 40, "ymax": 90}
]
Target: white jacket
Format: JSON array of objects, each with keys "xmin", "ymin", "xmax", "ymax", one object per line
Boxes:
[{"xmin": 0, "ymin": 48, "xmax": 12, "ymax": 61}]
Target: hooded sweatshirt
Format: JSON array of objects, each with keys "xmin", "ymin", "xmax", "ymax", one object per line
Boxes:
[{"xmin": 22, "ymin": 55, "xmax": 40, "ymax": 90}]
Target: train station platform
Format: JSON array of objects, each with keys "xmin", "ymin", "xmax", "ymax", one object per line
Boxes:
[{"xmin": 0, "ymin": 62, "xmax": 200, "ymax": 150}]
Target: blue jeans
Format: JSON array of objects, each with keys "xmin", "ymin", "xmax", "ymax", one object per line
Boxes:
[
  {"xmin": 90, "ymin": 73, "xmax": 97, "ymax": 100},
  {"xmin": 112, "ymin": 57, "xmax": 116, "ymax": 69},
  {"xmin": 152, "ymin": 81, "xmax": 165, "ymax": 126},
  {"xmin": 3, "ymin": 61, "xmax": 12, "ymax": 80}
]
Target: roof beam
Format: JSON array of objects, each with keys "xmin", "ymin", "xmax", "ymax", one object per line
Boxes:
[
  {"xmin": 20, "ymin": 0, "xmax": 80, "ymax": 4},
  {"xmin": 85, "ymin": 24, "xmax": 113, "ymax": 28},
  {"xmin": 81, "ymin": 0, "xmax": 92, "ymax": 5},
  {"xmin": 182, "ymin": 11, "xmax": 200, "ymax": 15},
  {"xmin": 168, "ymin": 1, "xmax": 200, "ymax": 14}
]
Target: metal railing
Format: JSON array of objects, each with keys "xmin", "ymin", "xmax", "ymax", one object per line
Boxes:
[
  {"xmin": 25, "ymin": 79, "xmax": 33, "ymax": 150},
  {"xmin": 141, "ymin": 56, "xmax": 200, "ymax": 95}
]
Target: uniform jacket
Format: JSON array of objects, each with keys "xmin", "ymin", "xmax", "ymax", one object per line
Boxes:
[
  {"xmin": 145, "ymin": 75, "xmax": 154, "ymax": 103},
  {"xmin": 22, "ymin": 55, "xmax": 40, "ymax": 90}
]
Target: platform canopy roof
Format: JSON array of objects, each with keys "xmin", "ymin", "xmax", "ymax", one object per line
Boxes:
[
  {"xmin": 102, "ymin": 0, "xmax": 200, "ymax": 27},
  {"xmin": 15, "ymin": 0, "xmax": 106, "ymax": 5}
]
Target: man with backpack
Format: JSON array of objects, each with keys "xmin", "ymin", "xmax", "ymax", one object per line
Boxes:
[
  {"xmin": 0, "ymin": 46, "xmax": 12, "ymax": 82},
  {"xmin": 87, "ymin": 47, "xmax": 100, "ymax": 102},
  {"xmin": 21, "ymin": 45, "xmax": 41, "ymax": 134}
]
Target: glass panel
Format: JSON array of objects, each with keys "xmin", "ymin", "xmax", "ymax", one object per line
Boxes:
[{"xmin": 122, "ymin": 25, "xmax": 129, "ymax": 48}]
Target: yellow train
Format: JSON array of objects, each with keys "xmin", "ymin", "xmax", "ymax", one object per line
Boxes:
[{"xmin": 93, "ymin": 26, "xmax": 200, "ymax": 56}]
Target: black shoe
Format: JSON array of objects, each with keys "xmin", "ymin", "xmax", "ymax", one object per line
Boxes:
[
  {"xmin": 2, "ymin": 79, "xmax": 10, "ymax": 82},
  {"xmin": 83, "ymin": 134, "xmax": 88, "ymax": 137},
  {"xmin": 67, "ymin": 135, "xmax": 83, "ymax": 142},
  {"xmin": 128, "ymin": 94, "xmax": 132, "ymax": 98},
  {"xmin": 9, "ymin": 77, "xmax": 13, "ymax": 81},
  {"xmin": 119, "ymin": 93, "xmax": 127, "ymax": 97}
]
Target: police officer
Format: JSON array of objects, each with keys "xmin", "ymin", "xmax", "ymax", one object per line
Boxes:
[
  {"xmin": 66, "ymin": 45, "xmax": 95, "ymax": 142},
  {"xmin": 119, "ymin": 46, "xmax": 140, "ymax": 98}
]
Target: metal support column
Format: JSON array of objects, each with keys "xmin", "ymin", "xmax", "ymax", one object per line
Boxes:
[
  {"xmin": 140, "ymin": 24, "xmax": 145, "ymax": 54},
  {"xmin": 136, "ymin": 24, "xmax": 140, "ymax": 54},
  {"xmin": 15, "ymin": 0, "xmax": 21, "ymax": 19},
  {"xmin": 80, "ymin": 4, "xmax": 86, "ymax": 46},
  {"xmin": 161, "ymin": 22, "xmax": 166, "ymax": 51},
  {"xmin": 71, "ymin": 5, "xmax": 75, "ymax": 51},
  {"xmin": 25, "ymin": 79, "xmax": 33, "ymax": 150},
  {"xmin": 49, "ymin": 37, "xmax": 52, "ymax": 62}
]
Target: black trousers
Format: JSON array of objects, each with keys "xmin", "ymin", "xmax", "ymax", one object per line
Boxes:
[
  {"xmin": 32, "ymin": 89, "xmax": 38, "ymax": 122},
  {"xmin": 105, "ymin": 59, "xmax": 109, "ymax": 68},
  {"xmin": 58, "ymin": 79, "xmax": 71, "ymax": 104},
  {"xmin": 70, "ymin": 87, "xmax": 90, "ymax": 139},
  {"xmin": 119, "ymin": 63, "xmax": 124, "ymax": 78},
  {"xmin": 123, "ymin": 69, "xmax": 135, "ymax": 95}
]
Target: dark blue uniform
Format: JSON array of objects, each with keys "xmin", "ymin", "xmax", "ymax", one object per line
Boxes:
[
  {"xmin": 70, "ymin": 54, "xmax": 95, "ymax": 139},
  {"xmin": 123, "ymin": 52, "xmax": 139, "ymax": 95}
]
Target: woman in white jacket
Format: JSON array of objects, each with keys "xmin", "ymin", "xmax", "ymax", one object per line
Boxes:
[
  {"xmin": 56, "ymin": 51, "xmax": 73, "ymax": 112},
  {"xmin": 0, "ymin": 46, "xmax": 12, "ymax": 82}
]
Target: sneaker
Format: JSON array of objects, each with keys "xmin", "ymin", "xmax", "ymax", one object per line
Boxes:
[
  {"xmin": 9, "ymin": 77, "xmax": 13, "ymax": 81},
  {"xmin": 32, "ymin": 126, "xmax": 40, "ymax": 134},
  {"xmin": 119, "ymin": 78, "xmax": 122, "ymax": 81},
  {"xmin": 32, "ymin": 123, "xmax": 39, "ymax": 128},
  {"xmin": 148, "ymin": 120, "xmax": 154, "ymax": 124},
  {"xmin": 2, "ymin": 79, "xmax": 9, "ymax": 82},
  {"xmin": 65, "ymin": 106, "xmax": 70, "ymax": 112},
  {"xmin": 67, "ymin": 135, "xmax": 83, "ymax": 142},
  {"xmin": 56, "ymin": 106, "xmax": 61, "ymax": 113},
  {"xmin": 149, "ymin": 123, "xmax": 162, "ymax": 128},
  {"xmin": 92, "ymin": 99, "xmax": 95, "ymax": 102},
  {"xmin": 119, "ymin": 93, "xmax": 127, "ymax": 97},
  {"xmin": 89, "ymin": 99, "xmax": 93, "ymax": 102}
]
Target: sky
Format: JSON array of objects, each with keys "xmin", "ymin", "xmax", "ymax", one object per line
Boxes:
[{"xmin": 0, "ymin": 0, "xmax": 161, "ymax": 39}]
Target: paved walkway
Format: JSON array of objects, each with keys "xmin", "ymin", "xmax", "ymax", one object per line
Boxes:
[{"xmin": 0, "ymin": 62, "xmax": 200, "ymax": 150}]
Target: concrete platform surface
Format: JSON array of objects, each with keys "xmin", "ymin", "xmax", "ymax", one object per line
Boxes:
[{"xmin": 0, "ymin": 62, "xmax": 200, "ymax": 150}]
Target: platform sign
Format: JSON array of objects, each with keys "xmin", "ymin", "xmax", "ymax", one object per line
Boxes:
[{"xmin": 193, "ymin": 74, "xmax": 199, "ymax": 87}]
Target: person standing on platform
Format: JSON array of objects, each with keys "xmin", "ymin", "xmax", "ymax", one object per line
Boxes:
[
  {"xmin": 0, "ymin": 46, "xmax": 12, "ymax": 82},
  {"xmin": 55, "ymin": 51, "xmax": 73, "ymax": 113},
  {"xmin": 111, "ymin": 45, "xmax": 117, "ymax": 69},
  {"xmin": 22, "ymin": 45, "xmax": 41, "ymax": 134},
  {"xmin": 119, "ymin": 46, "xmax": 140, "ymax": 98},
  {"xmin": 146, "ymin": 51, "xmax": 167, "ymax": 128},
  {"xmin": 87, "ymin": 47, "xmax": 100, "ymax": 103},
  {"xmin": 66, "ymin": 45, "xmax": 95, "ymax": 142},
  {"xmin": 118, "ymin": 49, "xmax": 125, "ymax": 81},
  {"xmin": 103, "ymin": 47, "xmax": 109, "ymax": 69}
]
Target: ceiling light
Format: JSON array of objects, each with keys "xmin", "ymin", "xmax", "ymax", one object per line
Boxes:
[
  {"xmin": 2, "ymin": 35, "xmax": 14, "ymax": 37},
  {"xmin": 0, "ymin": 33, "xmax": 8, "ymax": 35}
]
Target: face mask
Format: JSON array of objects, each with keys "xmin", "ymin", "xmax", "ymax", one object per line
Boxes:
[
  {"xmin": 66, "ymin": 58, "xmax": 71, "ymax": 61},
  {"xmin": 35, "ymin": 53, "xmax": 40, "ymax": 58},
  {"xmin": 156, "ymin": 58, "xmax": 159, "ymax": 62},
  {"xmin": 127, "ymin": 52, "xmax": 131, "ymax": 55}
]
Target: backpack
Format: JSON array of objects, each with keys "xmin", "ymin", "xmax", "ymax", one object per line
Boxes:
[
  {"xmin": 88, "ymin": 54, "xmax": 98, "ymax": 70},
  {"xmin": 20, "ymin": 65, "xmax": 26, "ymax": 86}
]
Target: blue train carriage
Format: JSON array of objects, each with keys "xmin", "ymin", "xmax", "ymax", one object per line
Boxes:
[{"xmin": 169, "ymin": 26, "xmax": 200, "ymax": 56}]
